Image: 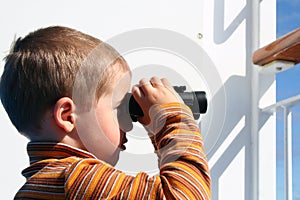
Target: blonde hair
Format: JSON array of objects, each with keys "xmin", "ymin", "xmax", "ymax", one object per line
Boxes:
[{"xmin": 0, "ymin": 26, "xmax": 129, "ymax": 135}]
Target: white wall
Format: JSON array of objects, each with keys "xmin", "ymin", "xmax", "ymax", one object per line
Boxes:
[
  {"xmin": 201, "ymin": 0, "xmax": 277, "ymax": 199},
  {"xmin": 0, "ymin": 0, "xmax": 276, "ymax": 199}
]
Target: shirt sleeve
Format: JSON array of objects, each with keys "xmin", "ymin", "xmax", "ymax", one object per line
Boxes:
[{"xmin": 64, "ymin": 103, "xmax": 211, "ymax": 200}]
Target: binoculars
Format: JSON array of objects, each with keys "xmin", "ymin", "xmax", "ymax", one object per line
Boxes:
[{"xmin": 125, "ymin": 86, "xmax": 207, "ymax": 121}]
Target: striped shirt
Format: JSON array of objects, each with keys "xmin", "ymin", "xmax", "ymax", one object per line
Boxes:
[{"xmin": 15, "ymin": 103, "xmax": 211, "ymax": 199}]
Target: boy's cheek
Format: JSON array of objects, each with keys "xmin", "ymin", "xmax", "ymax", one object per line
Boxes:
[
  {"xmin": 75, "ymin": 110, "xmax": 121, "ymax": 153},
  {"xmin": 112, "ymin": 109, "xmax": 120, "ymax": 126}
]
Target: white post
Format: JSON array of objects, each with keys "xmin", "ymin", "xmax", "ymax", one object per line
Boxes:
[
  {"xmin": 283, "ymin": 106, "xmax": 293, "ymax": 200},
  {"xmin": 250, "ymin": 0, "xmax": 260, "ymax": 199},
  {"xmin": 252, "ymin": 0, "xmax": 279, "ymax": 199}
]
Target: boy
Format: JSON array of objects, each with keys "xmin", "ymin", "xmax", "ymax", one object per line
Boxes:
[{"xmin": 0, "ymin": 26, "xmax": 210, "ymax": 199}]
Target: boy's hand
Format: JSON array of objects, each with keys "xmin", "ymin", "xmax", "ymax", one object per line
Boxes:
[{"xmin": 132, "ymin": 77, "xmax": 183, "ymax": 125}]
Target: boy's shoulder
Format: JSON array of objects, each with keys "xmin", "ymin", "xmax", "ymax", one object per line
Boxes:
[
  {"xmin": 26, "ymin": 142, "xmax": 98, "ymax": 164},
  {"xmin": 22, "ymin": 142, "xmax": 108, "ymax": 179}
]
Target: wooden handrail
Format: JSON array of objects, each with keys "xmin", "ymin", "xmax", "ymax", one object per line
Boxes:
[{"xmin": 253, "ymin": 28, "xmax": 300, "ymax": 66}]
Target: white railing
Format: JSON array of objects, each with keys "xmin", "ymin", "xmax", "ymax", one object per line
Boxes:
[
  {"xmin": 262, "ymin": 94, "xmax": 300, "ymax": 200},
  {"xmin": 253, "ymin": 27, "xmax": 300, "ymax": 200}
]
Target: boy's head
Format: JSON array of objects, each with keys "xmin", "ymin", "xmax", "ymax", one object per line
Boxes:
[{"xmin": 0, "ymin": 26, "xmax": 130, "ymax": 138}]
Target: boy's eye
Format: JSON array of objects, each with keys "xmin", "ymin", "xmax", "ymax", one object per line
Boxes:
[
  {"xmin": 115, "ymin": 96, "xmax": 128, "ymax": 110},
  {"xmin": 115, "ymin": 102, "xmax": 124, "ymax": 110},
  {"xmin": 113, "ymin": 104, "xmax": 120, "ymax": 110}
]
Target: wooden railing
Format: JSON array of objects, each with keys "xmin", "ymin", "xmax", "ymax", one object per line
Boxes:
[
  {"xmin": 253, "ymin": 28, "xmax": 300, "ymax": 200},
  {"xmin": 253, "ymin": 28, "xmax": 300, "ymax": 66}
]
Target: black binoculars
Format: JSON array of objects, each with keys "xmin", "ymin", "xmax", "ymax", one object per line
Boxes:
[{"xmin": 125, "ymin": 86, "xmax": 207, "ymax": 122}]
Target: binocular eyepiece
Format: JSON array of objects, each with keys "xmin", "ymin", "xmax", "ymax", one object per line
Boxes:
[{"xmin": 125, "ymin": 86, "xmax": 207, "ymax": 122}]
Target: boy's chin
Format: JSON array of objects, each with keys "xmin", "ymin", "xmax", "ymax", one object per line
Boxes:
[
  {"xmin": 119, "ymin": 143, "xmax": 126, "ymax": 151},
  {"xmin": 107, "ymin": 149, "xmax": 122, "ymax": 166}
]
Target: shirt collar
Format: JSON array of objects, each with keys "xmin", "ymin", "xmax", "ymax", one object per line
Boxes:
[{"xmin": 27, "ymin": 142, "xmax": 97, "ymax": 164}]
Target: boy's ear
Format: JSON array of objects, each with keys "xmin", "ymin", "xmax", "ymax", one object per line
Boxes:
[{"xmin": 53, "ymin": 97, "xmax": 76, "ymax": 133}]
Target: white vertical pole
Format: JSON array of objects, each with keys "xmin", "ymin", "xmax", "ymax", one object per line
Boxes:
[
  {"xmin": 283, "ymin": 106, "xmax": 293, "ymax": 200},
  {"xmin": 251, "ymin": 0, "xmax": 260, "ymax": 199}
]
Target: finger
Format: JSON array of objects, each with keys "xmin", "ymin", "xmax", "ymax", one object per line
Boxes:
[
  {"xmin": 139, "ymin": 78, "xmax": 151, "ymax": 86},
  {"xmin": 161, "ymin": 78, "xmax": 175, "ymax": 92},
  {"xmin": 132, "ymin": 84, "xmax": 143, "ymax": 98},
  {"xmin": 139, "ymin": 78, "xmax": 153, "ymax": 95},
  {"xmin": 161, "ymin": 78, "xmax": 184, "ymax": 103},
  {"xmin": 150, "ymin": 76, "xmax": 164, "ymax": 87}
]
